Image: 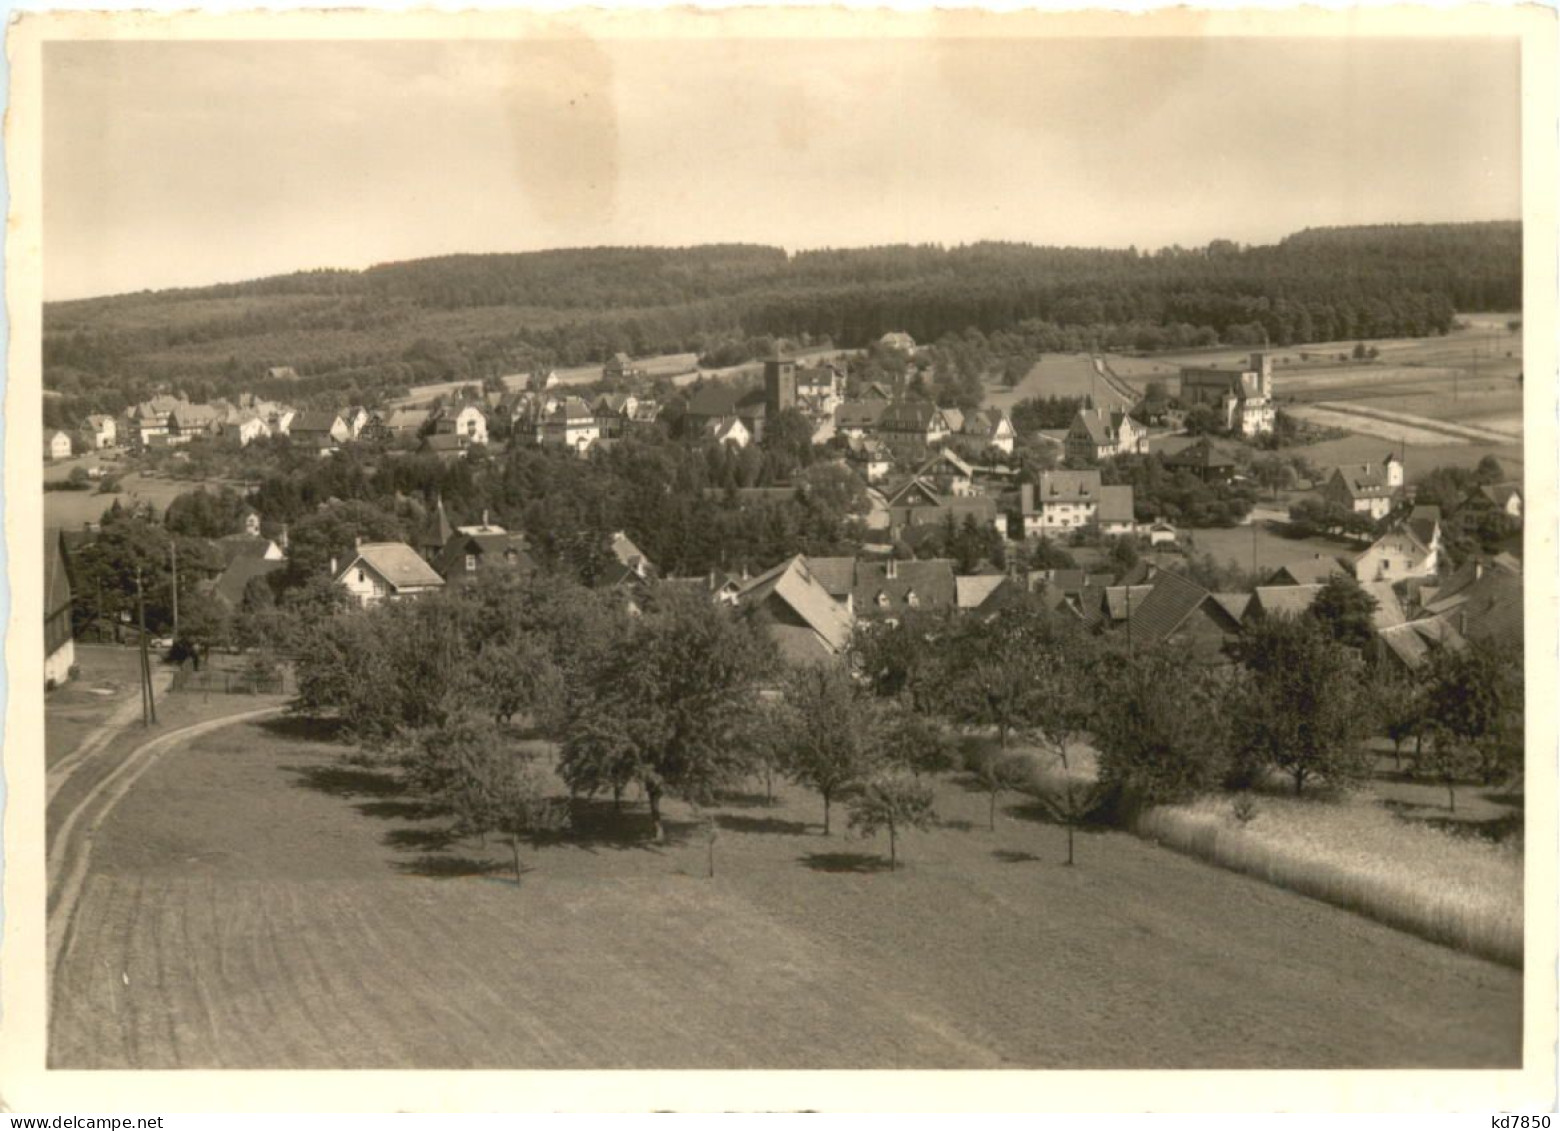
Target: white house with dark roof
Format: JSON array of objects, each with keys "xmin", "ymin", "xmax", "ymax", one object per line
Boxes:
[
  {"xmin": 1322, "ymin": 454, "xmax": 1403, "ymax": 520},
  {"xmin": 335, "ymin": 542, "xmax": 446, "ymax": 607},
  {"xmin": 1064, "ymin": 407, "xmax": 1147, "ymax": 463},
  {"xmin": 539, "ymin": 397, "xmax": 600, "ymax": 454},
  {"xmin": 46, "ymin": 430, "xmax": 73, "ymax": 461},
  {"xmin": 1020, "ymin": 470, "xmax": 1103, "ymax": 536}
]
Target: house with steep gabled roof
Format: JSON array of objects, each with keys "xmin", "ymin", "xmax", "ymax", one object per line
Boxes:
[
  {"xmin": 1322, "ymin": 454, "xmax": 1403, "ymax": 520},
  {"xmin": 1065, "ymin": 407, "xmax": 1147, "ymax": 463},
  {"xmin": 1020, "ymin": 470, "xmax": 1102, "ymax": 537},
  {"xmin": 1162, "ymin": 436, "xmax": 1239, "ymax": 483},
  {"xmin": 1123, "ymin": 569, "xmax": 1244, "ymax": 662},
  {"xmin": 852, "ymin": 557, "xmax": 957, "ymax": 617},
  {"xmin": 1266, "ymin": 553, "xmax": 1350, "ymax": 587},
  {"xmin": 835, "ymin": 399, "xmax": 889, "ymax": 439},
  {"xmin": 45, "ymin": 531, "xmax": 75, "ymax": 687},
  {"xmin": 539, "ymin": 396, "xmax": 600, "ymax": 454},
  {"xmin": 958, "ymin": 407, "xmax": 1017, "ymax": 456},
  {"xmin": 335, "ymin": 542, "xmax": 446, "ymax": 607},
  {"xmin": 289, "ymin": 411, "xmax": 350, "ymax": 453},
  {"xmin": 1352, "ymin": 527, "xmax": 1438, "ymax": 583},
  {"xmin": 435, "ymin": 531, "xmax": 535, "ymax": 588},
  {"xmin": 734, "ymin": 555, "xmax": 856, "ymax": 665},
  {"xmin": 875, "ymin": 400, "xmax": 953, "ymax": 460}
]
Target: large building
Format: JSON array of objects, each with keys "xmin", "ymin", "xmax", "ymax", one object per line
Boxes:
[
  {"xmin": 45, "ymin": 531, "xmax": 75, "ymax": 687},
  {"xmin": 1020, "ymin": 470, "xmax": 1104, "ymax": 536},
  {"xmin": 1064, "ymin": 407, "xmax": 1147, "ymax": 463},
  {"xmin": 1322, "ymin": 454, "xmax": 1404, "ymax": 520},
  {"xmin": 1178, "ymin": 352, "xmax": 1277, "ymax": 436}
]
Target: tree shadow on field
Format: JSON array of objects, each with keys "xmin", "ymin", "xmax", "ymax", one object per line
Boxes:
[
  {"xmin": 939, "ymin": 817, "xmax": 977, "ymax": 832},
  {"xmin": 799, "ymin": 851, "xmax": 889, "ymax": 874},
  {"xmin": 358, "ymin": 798, "xmax": 448, "ymax": 821},
  {"xmin": 992, "ymin": 849, "xmax": 1041, "ymax": 864},
  {"xmin": 383, "ymin": 826, "xmax": 461, "ymax": 852},
  {"xmin": 259, "ymin": 716, "xmax": 347, "ymax": 744},
  {"xmin": 712, "ymin": 789, "xmax": 777, "ymax": 810},
  {"xmin": 717, "ymin": 814, "xmax": 810, "ymax": 837},
  {"xmin": 395, "ymin": 853, "xmax": 508, "ymax": 878},
  {"xmin": 285, "ymin": 762, "xmax": 405, "ymax": 800},
  {"xmin": 560, "ymin": 798, "xmax": 692, "ymax": 854}
]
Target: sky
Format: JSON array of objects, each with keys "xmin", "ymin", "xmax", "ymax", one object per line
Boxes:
[{"xmin": 42, "ymin": 34, "xmax": 1522, "ymax": 301}]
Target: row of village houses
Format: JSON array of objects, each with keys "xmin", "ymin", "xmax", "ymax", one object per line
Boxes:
[
  {"xmin": 48, "ymin": 347, "xmax": 1284, "ymax": 469},
  {"xmin": 313, "ymin": 493, "xmax": 1520, "ymax": 677}
]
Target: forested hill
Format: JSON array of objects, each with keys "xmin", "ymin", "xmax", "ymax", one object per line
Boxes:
[{"xmin": 44, "ymin": 222, "xmax": 1520, "ymax": 422}]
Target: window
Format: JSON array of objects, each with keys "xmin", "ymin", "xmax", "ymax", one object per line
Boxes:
[
  {"xmin": 357, "ymin": 569, "xmax": 365, "ymax": 584},
  {"xmin": 465, "ymin": 554, "xmax": 478, "ymax": 573}
]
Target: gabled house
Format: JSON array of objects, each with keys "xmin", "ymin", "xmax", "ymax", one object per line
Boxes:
[
  {"xmin": 603, "ymin": 353, "xmax": 645, "ymax": 381},
  {"xmin": 45, "ymin": 531, "xmax": 75, "ymax": 687},
  {"xmin": 915, "ymin": 448, "xmax": 977, "ymax": 496},
  {"xmin": 365, "ymin": 408, "xmax": 430, "ymax": 442},
  {"xmin": 1249, "ymin": 583, "xmax": 1405, "ymax": 632},
  {"xmin": 685, "ymin": 384, "xmax": 769, "ymax": 443},
  {"xmin": 81, "ymin": 414, "xmax": 117, "ymax": 449},
  {"xmin": 605, "ymin": 531, "xmax": 657, "ymax": 586},
  {"xmin": 341, "ymin": 406, "xmax": 371, "ymax": 439},
  {"xmin": 1098, "ymin": 485, "xmax": 1138, "ymax": 537},
  {"xmin": 1163, "ymin": 436, "xmax": 1239, "ymax": 483},
  {"xmin": 1473, "ymin": 482, "xmax": 1523, "ymax": 522},
  {"xmin": 852, "ymin": 557, "xmax": 957, "ymax": 617},
  {"xmin": 46, "ymin": 431, "xmax": 73, "ymax": 461},
  {"xmin": 1421, "ymin": 558, "xmax": 1523, "ymax": 649},
  {"xmin": 794, "ymin": 363, "xmax": 844, "ymax": 415},
  {"xmin": 878, "ymin": 331, "xmax": 917, "ymax": 354},
  {"xmin": 1064, "ymin": 407, "xmax": 1147, "ymax": 463},
  {"xmin": 844, "ymin": 436, "xmax": 893, "ymax": 483},
  {"xmin": 1267, "ymin": 553, "xmax": 1349, "ymax": 586},
  {"xmin": 335, "ymin": 542, "xmax": 446, "ymax": 607},
  {"xmin": 733, "ymin": 555, "xmax": 855, "ymax": 666},
  {"xmin": 1322, "ymin": 454, "xmax": 1403, "ymax": 520},
  {"xmin": 707, "ymin": 416, "xmax": 752, "ymax": 448},
  {"xmin": 289, "ymin": 411, "xmax": 350, "ymax": 453},
  {"xmin": 167, "ymin": 403, "xmax": 223, "ymax": 443},
  {"xmin": 1352, "ymin": 527, "xmax": 1438, "ymax": 583},
  {"xmin": 883, "ymin": 477, "xmax": 1001, "ymax": 539},
  {"xmin": 224, "ymin": 413, "xmax": 271, "ymax": 447},
  {"xmin": 434, "ymin": 531, "xmax": 535, "ymax": 588},
  {"xmin": 835, "ymin": 399, "xmax": 889, "ymax": 440},
  {"xmin": 1123, "ymin": 569, "xmax": 1244, "ymax": 663},
  {"xmin": 1372, "ymin": 617, "xmax": 1467, "ymax": 673},
  {"xmin": 1020, "ymin": 470, "xmax": 1102, "ymax": 536},
  {"xmin": 957, "ymin": 407, "xmax": 1017, "ymax": 456},
  {"xmin": 875, "ymin": 400, "xmax": 953, "ymax": 460},
  {"xmin": 539, "ymin": 397, "xmax": 600, "ymax": 455},
  {"xmin": 434, "ymin": 403, "xmax": 489, "ymax": 446}
]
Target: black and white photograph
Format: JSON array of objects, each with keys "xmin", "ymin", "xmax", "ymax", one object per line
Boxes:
[{"xmin": 4, "ymin": 6, "xmax": 1555, "ymax": 1112}]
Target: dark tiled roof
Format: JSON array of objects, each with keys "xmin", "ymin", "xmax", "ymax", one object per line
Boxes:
[
  {"xmin": 1125, "ymin": 569, "xmax": 1214, "ymax": 647},
  {"xmin": 1163, "ymin": 436, "xmax": 1238, "ymax": 470},
  {"xmin": 852, "ymin": 558, "xmax": 957, "ymax": 614},
  {"xmin": 836, "ymin": 400, "xmax": 889, "ymax": 428},
  {"xmin": 686, "ymin": 384, "xmax": 745, "ymax": 418},
  {"xmin": 290, "ymin": 411, "xmax": 343, "ymax": 434},
  {"xmin": 212, "ymin": 556, "xmax": 284, "ymax": 608},
  {"xmin": 1098, "ymin": 485, "xmax": 1135, "ymax": 525}
]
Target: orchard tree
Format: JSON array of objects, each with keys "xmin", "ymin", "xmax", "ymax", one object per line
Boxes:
[
  {"xmin": 1420, "ymin": 639, "xmax": 1523, "ymax": 809},
  {"xmin": 847, "ymin": 773, "xmax": 937, "ymax": 871},
  {"xmin": 771, "ymin": 662, "xmax": 887, "ymax": 835},
  {"xmin": 1229, "ymin": 616, "xmax": 1376, "ymax": 796},
  {"xmin": 1091, "ymin": 646, "xmax": 1234, "ymax": 805},
  {"xmin": 970, "ymin": 745, "xmax": 1030, "ymax": 831},
  {"xmin": 1308, "ymin": 574, "xmax": 1380, "ymax": 652},
  {"xmin": 558, "ymin": 589, "xmax": 776, "ymax": 840}
]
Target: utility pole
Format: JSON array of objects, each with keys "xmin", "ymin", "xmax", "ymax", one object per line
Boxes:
[{"xmin": 135, "ymin": 568, "xmax": 156, "ymax": 726}]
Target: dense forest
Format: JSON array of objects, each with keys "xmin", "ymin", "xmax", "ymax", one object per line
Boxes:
[{"xmin": 44, "ymin": 222, "xmax": 1520, "ymax": 425}]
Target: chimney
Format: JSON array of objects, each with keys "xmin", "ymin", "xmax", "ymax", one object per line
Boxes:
[
  {"xmin": 330, "ymin": 556, "xmax": 338, "ymax": 576},
  {"xmin": 886, "ymin": 557, "xmax": 899, "ymax": 580},
  {"xmin": 482, "ymin": 508, "xmax": 489, "ymax": 527},
  {"xmin": 354, "ymin": 535, "xmax": 362, "ymax": 550}
]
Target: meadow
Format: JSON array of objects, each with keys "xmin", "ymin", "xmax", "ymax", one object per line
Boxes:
[
  {"xmin": 48, "ymin": 713, "xmax": 1522, "ymax": 1069},
  {"xmin": 1137, "ymin": 791, "xmax": 1523, "ymax": 968}
]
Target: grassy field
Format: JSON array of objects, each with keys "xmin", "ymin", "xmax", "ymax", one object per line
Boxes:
[
  {"xmin": 49, "ymin": 716, "xmax": 1522, "ymax": 1069},
  {"xmin": 44, "ymin": 646, "xmax": 152, "ymax": 769},
  {"xmin": 44, "ymin": 466, "xmax": 222, "ymax": 530},
  {"xmin": 1174, "ymin": 521, "xmax": 1362, "ymax": 578},
  {"xmin": 1137, "ymin": 789, "xmax": 1523, "ymax": 968}
]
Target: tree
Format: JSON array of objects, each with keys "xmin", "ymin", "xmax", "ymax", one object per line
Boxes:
[
  {"xmin": 171, "ymin": 591, "xmax": 230, "ymax": 669},
  {"xmin": 1375, "ymin": 673, "xmax": 1426, "ymax": 771},
  {"xmin": 1228, "ymin": 617, "xmax": 1376, "ymax": 796},
  {"xmin": 771, "ymin": 663, "xmax": 887, "ymax": 835},
  {"xmin": 558, "ymin": 589, "xmax": 776, "ymax": 840},
  {"xmin": 1420, "ymin": 639, "xmax": 1523, "ymax": 808},
  {"xmin": 970, "ymin": 745, "xmax": 1029, "ymax": 830},
  {"xmin": 1091, "ymin": 647, "xmax": 1233, "ymax": 805},
  {"xmin": 1307, "ymin": 574, "xmax": 1380, "ymax": 651},
  {"xmin": 846, "ymin": 773, "xmax": 937, "ymax": 870},
  {"xmin": 470, "ymin": 635, "xmax": 562, "ymax": 726}
]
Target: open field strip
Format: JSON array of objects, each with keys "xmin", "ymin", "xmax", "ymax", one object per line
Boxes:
[
  {"xmin": 50, "ymin": 716, "xmax": 1522, "ymax": 1068},
  {"xmin": 1286, "ymin": 405, "xmax": 1471, "ymax": 447},
  {"xmin": 1310, "ymin": 400, "xmax": 1523, "ymax": 442},
  {"xmin": 48, "ymin": 705, "xmax": 287, "ymax": 976},
  {"xmin": 1136, "ymin": 795, "xmax": 1523, "ymax": 969},
  {"xmin": 47, "ymin": 668, "xmax": 176, "ymax": 801}
]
